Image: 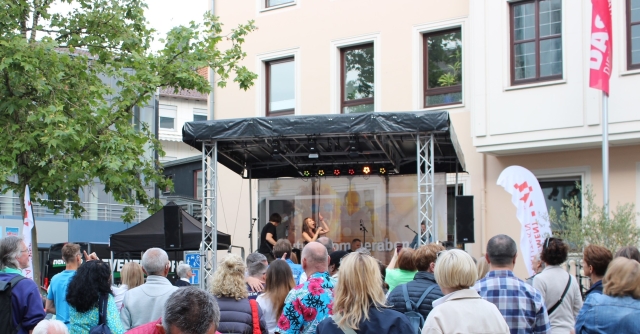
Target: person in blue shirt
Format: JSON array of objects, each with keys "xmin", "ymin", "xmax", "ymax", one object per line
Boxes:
[
  {"xmin": 46, "ymin": 242, "xmax": 82, "ymax": 327},
  {"xmin": 273, "ymin": 239, "xmax": 303, "ymax": 285}
]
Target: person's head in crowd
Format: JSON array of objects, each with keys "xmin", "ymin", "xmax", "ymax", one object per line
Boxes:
[
  {"xmin": 434, "ymin": 249, "xmax": 478, "ymax": 294},
  {"xmin": 485, "ymin": 234, "xmax": 518, "ymax": 270},
  {"xmin": 61, "ymin": 243, "xmax": 81, "ymax": 267},
  {"xmin": 33, "ymin": 319, "xmax": 69, "ymax": 334},
  {"xmin": 302, "ymin": 217, "xmax": 318, "ymax": 235},
  {"xmin": 414, "ymin": 243, "xmax": 445, "ymax": 273},
  {"xmin": 269, "ymin": 213, "xmax": 282, "ymax": 226},
  {"xmin": 317, "ymin": 236, "xmax": 334, "ymax": 254},
  {"xmin": 329, "ymin": 251, "xmax": 349, "ymax": 276},
  {"xmin": 301, "ymin": 241, "xmax": 329, "ymax": 276},
  {"xmin": 540, "ymin": 237, "xmax": 568, "ymax": 265},
  {"xmin": 160, "ymin": 287, "xmax": 220, "ymax": 334},
  {"xmin": 531, "ymin": 253, "xmax": 545, "ymax": 274},
  {"xmin": 332, "ymin": 252, "xmax": 387, "ymax": 330},
  {"xmin": 614, "ymin": 246, "xmax": 640, "ymax": 262},
  {"xmin": 0, "ymin": 236, "xmax": 30, "ymax": 270},
  {"xmin": 210, "ymin": 254, "xmax": 247, "ymax": 300},
  {"xmin": 120, "ymin": 262, "xmax": 145, "ymax": 289},
  {"xmin": 246, "ymin": 252, "xmax": 268, "ymax": 269},
  {"xmin": 420, "ymin": 221, "xmax": 426, "ymax": 233},
  {"xmin": 355, "ymin": 246, "xmax": 371, "ymax": 256},
  {"xmin": 66, "ymin": 260, "xmax": 111, "ymax": 313},
  {"xmin": 476, "ymin": 255, "xmax": 490, "ymax": 279},
  {"xmin": 247, "ymin": 256, "xmax": 268, "ymax": 281},
  {"xmin": 273, "ymin": 239, "xmax": 293, "ymax": 260},
  {"xmin": 582, "ymin": 244, "xmax": 612, "ymax": 281},
  {"xmin": 603, "ymin": 257, "xmax": 640, "ymax": 299},
  {"xmin": 176, "ymin": 263, "xmax": 195, "ymax": 280},
  {"xmin": 351, "ymin": 239, "xmax": 362, "ymax": 252},
  {"xmin": 141, "ymin": 247, "xmax": 171, "ymax": 277},
  {"xmin": 396, "ymin": 248, "xmax": 417, "ymax": 271},
  {"xmin": 263, "ymin": 259, "xmax": 295, "ymax": 320}
]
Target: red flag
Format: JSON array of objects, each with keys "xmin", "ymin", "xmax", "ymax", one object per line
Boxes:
[{"xmin": 589, "ymin": 0, "xmax": 612, "ymax": 95}]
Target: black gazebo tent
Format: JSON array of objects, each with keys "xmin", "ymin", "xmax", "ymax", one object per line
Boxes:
[{"xmin": 109, "ymin": 202, "xmax": 231, "ymax": 252}]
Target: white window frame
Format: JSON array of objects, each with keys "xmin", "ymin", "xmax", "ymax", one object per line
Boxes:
[
  {"xmin": 532, "ymin": 165, "xmax": 591, "ymax": 218},
  {"xmin": 330, "ymin": 33, "xmax": 381, "ymax": 114},
  {"xmin": 255, "ymin": 48, "xmax": 301, "ymax": 117},
  {"xmin": 257, "ymin": 0, "xmax": 298, "ymax": 14},
  {"xmin": 159, "ymin": 105, "xmax": 177, "ymax": 131},
  {"xmin": 193, "ymin": 108, "xmax": 208, "ymax": 122},
  {"xmin": 412, "ymin": 18, "xmax": 468, "ymax": 111}
]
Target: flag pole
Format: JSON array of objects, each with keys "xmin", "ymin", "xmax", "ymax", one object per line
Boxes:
[{"xmin": 602, "ymin": 92, "xmax": 609, "ymax": 218}]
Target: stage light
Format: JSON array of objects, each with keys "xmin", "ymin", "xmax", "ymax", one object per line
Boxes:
[
  {"xmin": 362, "ymin": 166, "xmax": 371, "ymax": 175},
  {"xmin": 271, "ymin": 140, "xmax": 281, "ymax": 157},
  {"xmin": 318, "ymin": 169, "xmax": 325, "ymax": 177},
  {"xmin": 379, "ymin": 167, "xmax": 387, "ymax": 175},
  {"xmin": 348, "ymin": 168, "xmax": 355, "ymax": 175},
  {"xmin": 333, "ymin": 169, "xmax": 341, "ymax": 176},
  {"xmin": 303, "ymin": 170, "xmax": 311, "ymax": 177},
  {"xmin": 308, "ymin": 138, "xmax": 319, "ymax": 159},
  {"xmin": 348, "ymin": 137, "xmax": 359, "ymax": 158}
]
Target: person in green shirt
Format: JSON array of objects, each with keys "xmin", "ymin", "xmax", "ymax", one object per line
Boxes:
[{"xmin": 385, "ymin": 247, "xmax": 417, "ymax": 292}]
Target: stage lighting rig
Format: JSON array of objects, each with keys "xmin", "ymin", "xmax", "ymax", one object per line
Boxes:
[
  {"xmin": 271, "ymin": 140, "xmax": 281, "ymax": 157},
  {"xmin": 348, "ymin": 136, "xmax": 359, "ymax": 158},
  {"xmin": 308, "ymin": 138, "xmax": 319, "ymax": 158}
]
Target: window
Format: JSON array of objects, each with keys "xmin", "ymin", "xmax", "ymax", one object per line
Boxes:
[
  {"xmin": 510, "ymin": 0, "xmax": 563, "ymax": 85},
  {"xmin": 266, "ymin": 0, "xmax": 294, "ymax": 8},
  {"xmin": 266, "ymin": 58, "xmax": 295, "ymax": 116},
  {"xmin": 341, "ymin": 44, "xmax": 374, "ymax": 113},
  {"xmin": 193, "ymin": 108, "xmax": 208, "ymax": 122},
  {"xmin": 538, "ymin": 177, "xmax": 581, "ymax": 234},
  {"xmin": 423, "ymin": 29, "xmax": 462, "ymax": 107},
  {"xmin": 629, "ymin": 0, "xmax": 640, "ymax": 70},
  {"xmin": 159, "ymin": 105, "xmax": 177, "ymax": 130},
  {"xmin": 194, "ymin": 170, "xmax": 202, "ymax": 200}
]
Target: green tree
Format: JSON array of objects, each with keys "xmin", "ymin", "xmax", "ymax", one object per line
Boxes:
[
  {"xmin": 549, "ymin": 184, "xmax": 640, "ymax": 253},
  {"xmin": 0, "ymin": 0, "xmax": 256, "ymax": 283}
]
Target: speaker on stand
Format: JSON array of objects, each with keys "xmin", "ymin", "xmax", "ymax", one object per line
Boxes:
[
  {"xmin": 164, "ymin": 205, "xmax": 183, "ymax": 250},
  {"xmin": 455, "ymin": 196, "xmax": 475, "ymax": 244}
]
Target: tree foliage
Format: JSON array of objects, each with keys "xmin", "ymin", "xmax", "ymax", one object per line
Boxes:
[
  {"xmin": 0, "ymin": 0, "xmax": 257, "ymax": 222},
  {"xmin": 549, "ymin": 184, "xmax": 640, "ymax": 253}
]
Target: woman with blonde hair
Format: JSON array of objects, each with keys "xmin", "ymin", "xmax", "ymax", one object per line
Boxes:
[
  {"xmin": 476, "ymin": 255, "xmax": 490, "ymax": 279},
  {"xmin": 575, "ymin": 257, "xmax": 640, "ymax": 333},
  {"xmin": 422, "ymin": 249, "xmax": 509, "ymax": 334},
  {"xmin": 301, "ymin": 214, "xmax": 330, "ymax": 245},
  {"xmin": 317, "ymin": 252, "xmax": 412, "ymax": 333},
  {"xmin": 112, "ymin": 262, "xmax": 144, "ymax": 310},
  {"xmin": 256, "ymin": 260, "xmax": 295, "ymax": 334},
  {"xmin": 210, "ymin": 254, "xmax": 267, "ymax": 334}
]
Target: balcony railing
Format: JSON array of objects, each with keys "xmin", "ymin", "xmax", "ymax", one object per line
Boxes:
[{"xmin": 0, "ymin": 196, "xmax": 150, "ymax": 223}]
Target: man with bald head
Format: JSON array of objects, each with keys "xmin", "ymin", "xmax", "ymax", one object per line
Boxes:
[
  {"xmin": 276, "ymin": 242, "xmax": 336, "ymax": 334},
  {"xmin": 120, "ymin": 248, "xmax": 178, "ymax": 330}
]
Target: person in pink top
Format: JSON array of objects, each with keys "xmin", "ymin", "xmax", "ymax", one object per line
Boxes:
[{"xmin": 126, "ymin": 287, "xmax": 220, "ymax": 334}]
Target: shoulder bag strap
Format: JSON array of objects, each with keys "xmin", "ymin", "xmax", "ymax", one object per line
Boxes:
[
  {"xmin": 415, "ymin": 285, "xmax": 438, "ymax": 310},
  {"xmin": 330, "ymin": 314, "xmax": 357, "ymax": 334},
  {"xmin": 98, "ymin": 294, "xmax": 108, "ymax": 325},
  {"xmin": 249, "ymin": 299, "xmax": 261, "ymax": 334},
  {"xmin": 547, "ymin": 276, "xmax": 571, "ymax": 315}
]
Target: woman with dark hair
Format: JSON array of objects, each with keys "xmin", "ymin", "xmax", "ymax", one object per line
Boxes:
[
  {"xmin": 575, "ymin": 257, "xmax": 640, "ymax": 333},
  {"xmin": 67, "ymin": 260, "xmax": 124, "ymax": 333},
  {"xmin": 256, "ymin": 260, "xmax": 295, "ymax": 334},
  {"xmin": 532, "ymin": 237, "xmax": 582, "ymax": 334},
  {"xmin": 301, "ymin": 214, "xmax": 330, "ymax": 245},
  {"xmin": 581, "ymin": 245, "xmax": 612, "ymax": 298},
  {"xmin": 614, "ymin": 246, "xmax": 640, "ymax": 262}
]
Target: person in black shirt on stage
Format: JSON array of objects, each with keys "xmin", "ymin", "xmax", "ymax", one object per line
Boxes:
[{"xmin": 258, "ymin": 213, "xmax": 281, "ymax": 262}]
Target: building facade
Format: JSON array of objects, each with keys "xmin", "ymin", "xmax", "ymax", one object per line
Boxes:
[{"xmin": 208, "ymin": 0, "xmax": 640, "ymax": 277}]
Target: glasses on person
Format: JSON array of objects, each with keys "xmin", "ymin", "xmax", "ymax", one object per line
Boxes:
[{"xmin": 20, "ymin": 248, "xmax": 29, "ymax": 253}]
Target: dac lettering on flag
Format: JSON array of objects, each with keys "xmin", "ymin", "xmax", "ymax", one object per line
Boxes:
[{"xmin": 589, "ymin": 0, "xmax": 613, "ymax": 95}]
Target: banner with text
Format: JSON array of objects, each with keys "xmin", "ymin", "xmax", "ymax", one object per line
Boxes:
[{"xmin": 589, "ymin": 0, "xmax": 612, "ymax": 95}]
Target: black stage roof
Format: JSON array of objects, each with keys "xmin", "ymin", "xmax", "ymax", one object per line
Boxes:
[{"xmin": 182, "ymin": 111, "xmax": 465, "ymax": 179}]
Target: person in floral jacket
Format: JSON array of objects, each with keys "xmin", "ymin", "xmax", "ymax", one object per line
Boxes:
[{"xmin": 277, "ymin": 242, "xmax": 336, "ymax": 334}]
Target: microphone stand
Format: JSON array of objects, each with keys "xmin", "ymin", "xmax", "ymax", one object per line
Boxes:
[
  {"xmin": 359, "ymin": 219, "xmax": 368, "ymax": 245},
  {"xmin": 249, "ymin": 218, "xmax": 257, "ymax": 253},
  {"xmin": 405, "ymin": 225, "xmax": 418, "ymax": 235}
]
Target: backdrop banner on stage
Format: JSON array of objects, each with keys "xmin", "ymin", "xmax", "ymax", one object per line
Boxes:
[{"xmin": 258, "ymin": 174, "xmax": 447, "ymax": 264}]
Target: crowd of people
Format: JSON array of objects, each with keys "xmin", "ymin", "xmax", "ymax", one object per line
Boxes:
[{"xmin": 1, "ymin": 231, "xmax": 640, "ymax": 334}]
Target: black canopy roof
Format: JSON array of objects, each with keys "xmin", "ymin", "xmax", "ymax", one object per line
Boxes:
[
  {"xmin": 182, "ymin": 111, "xmax": 465, "ymax": 179},
  {"xmin": 109, "ymin": 202, "xmax": 231, "ymax": 252}
]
